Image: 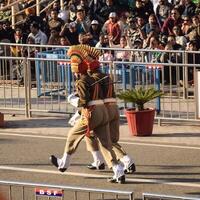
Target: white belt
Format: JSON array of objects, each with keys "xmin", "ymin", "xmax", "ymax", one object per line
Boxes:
[
  {"xmin": 88, "ymin": 100, "xmax": 104, "ymax": 106},
  {"xmin": 104, "ymin": 98, "xmax": 117, "ymax": 103}
]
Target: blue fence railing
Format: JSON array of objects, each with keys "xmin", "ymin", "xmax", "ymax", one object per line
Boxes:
[
  {"xmin": 35, "ymin": 48, "xmax": 72, "ymax": 96},
  {"xmin": 35, "ymin": 48, "xmax": 162, "ymax": 112}
]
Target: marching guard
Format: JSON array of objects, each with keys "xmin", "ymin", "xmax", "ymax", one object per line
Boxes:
[
  {"xmin": 50, "ymin": 45, "xmax": 125, "ymax": 183},
  {"xmin": 79, "ymin": 45, "xmax": 136, "ymax": 174}
]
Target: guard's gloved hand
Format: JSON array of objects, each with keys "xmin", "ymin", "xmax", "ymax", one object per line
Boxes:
[
  {"xmin": 68, "ymin": 110, "xmax": 81, "ymax": 126},
  {"xmin": 67, "ymin": 93, "xmax": 79, "ymax": 107}
]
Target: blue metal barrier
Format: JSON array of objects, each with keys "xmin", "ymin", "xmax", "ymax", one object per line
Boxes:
[
  {"xmin": 35, "ymin": 49, "xmax": 161, "ymax": 112},
  {"xmin": 35, "ymin": 48, "xmax": 72, "ymax": 97},
  {"xmin": 106, "ymin": 63, "xmax": 162, "ymax": 113}
]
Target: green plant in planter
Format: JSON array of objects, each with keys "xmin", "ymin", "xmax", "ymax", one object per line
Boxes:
[{"xmin": 117, "ymin": 87, "xmax": 163, "ymax": 111}]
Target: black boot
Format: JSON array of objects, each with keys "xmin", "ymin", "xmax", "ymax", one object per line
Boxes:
[
  {"xmin": 87, "ymin": 163, "xmax": 105, "ymax": 170},
  {"xmin": 49, "ymin": 155, "xmax": 67, "ymax": 173},
  {"xmin": 124, "ymin": 163, "xmax": 136, "ymax": 174},
  {"xmin": 107, "ymin": 175, "xmax": 126, "ymax": 184}
]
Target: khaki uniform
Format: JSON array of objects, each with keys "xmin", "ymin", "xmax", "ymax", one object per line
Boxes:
[
  {"xmin": 51, "ymin": 45, "xmax": 125, "ymax": 183},
  {"xmin": 85, "ymin": 71, "xmax": 127, "ymax": 160},
  {"xmin": 64, "ymin": 74, "xmax": 118, "ymax": 168}
]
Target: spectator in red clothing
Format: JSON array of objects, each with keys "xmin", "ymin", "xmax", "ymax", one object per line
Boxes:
[
  {"xmin": 161, "ymin": 8, "xmax": 183, "ymax": 35},
  {"xmin": 98, "ymin": 0, "xmax": 119, "ymax": 24},
  {"xmin": 102, "ymin": 12, "xmax": 121, "ymax": 44}
]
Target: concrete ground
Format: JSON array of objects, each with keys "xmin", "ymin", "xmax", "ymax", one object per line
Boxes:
[{"xmin": 1, "ymin": 113, "xmax": 200, "ymax": 199}]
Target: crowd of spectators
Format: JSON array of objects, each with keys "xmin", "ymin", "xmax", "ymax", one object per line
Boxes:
[
  {"xmin": 0, "ymin": 0, "xmax": 200, "ymax": 84},
  {"xmin": 0, "ymin": 0, "xmax": 199, "ymax": 53}
]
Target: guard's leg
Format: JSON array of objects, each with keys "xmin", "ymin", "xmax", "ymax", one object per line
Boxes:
[
  {"xmin": 109, "ymin": 104, "xmax": 136, "ymax": 174},
  {"xmin": 85, "ymin": 136, "xmax": 105, "ymax": 170},
  {"xmin": 50, "ymin": 119, "xmax": 87, "ymax": 172},
  {"xmin": 95, "ymin": 123, "xmax": 125, "ymax": 184}
]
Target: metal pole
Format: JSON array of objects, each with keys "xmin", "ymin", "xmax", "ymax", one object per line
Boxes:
[
  {"xmin": 23, "ymin": 57, "xmax": 29, "ymax": 118},
  {"xmin": 22, "ymin": 186, "xmax": 25, "ymax": 200},
  {"xmin": 183, "ymin": 51, "xmax": 188, "ymax": 99},
  {"xmin": 36, "ymin": 0, "xmax": 40, "ymax": 16},
  {"xmin": 60, "ymin": 0, "xmax": 64, "ymax": 10},
  {"xmin": 155, "ymin": 67, "xmax": 161, "ymax": 114},
  {"xmin": 122, "ymin": 64, "xmax": 126, "ymax": 90},
  {"xmin": 27, "ymin": 59, "xmax": 32, "ymax": 118},
  {"xmin": 11, "ymin": 6, "xmax": 15, "ymax": 29},
  {"xmin": 8, "ymin": 185, "xmax": 11, "ymax": 200},
  {"xmin": 194, "ymin": 69, "xmax": 199, "ymax": 119},
  {"xmin": 129, "ymin": 193, "xmax": 134, "ymax": 200}
]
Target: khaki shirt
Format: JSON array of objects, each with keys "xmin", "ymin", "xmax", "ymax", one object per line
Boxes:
[
  {"xmin": 90, "ymin": 71, "xmax": 116, "ymax": 99},
  {"xmin": 76, "ymin": 74, "xmax": 103, "ymax": 107}
]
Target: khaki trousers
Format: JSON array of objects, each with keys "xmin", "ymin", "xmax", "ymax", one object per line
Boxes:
[
  {"xmin": 85, "ymin": 103, "xmax": 126, "ymax": 160},
  {"xmin": 64, "ymin": 104, "xmax": 118, "ymax": 168}
]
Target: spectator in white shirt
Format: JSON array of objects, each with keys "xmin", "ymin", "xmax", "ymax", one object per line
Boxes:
[
  {"xmin": 95, "ymin": 34, "xmax": 109, "ymax": 48},
  {"xmin": 172, "ymin": 25, "xmax": 187, "ymax": 49},
  {"xmin": 109, "ymin": 35, "xmax": 132, "ymax": 61},
  {"xmin": 28, "ymin": 23, "xmax": 48, "ymax": 45}
]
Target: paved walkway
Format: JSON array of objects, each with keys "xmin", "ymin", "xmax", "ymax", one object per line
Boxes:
[
  {"xmin": 1, "ymin": 113, "xmax": 200, "ymax": 199},
  {"xmin": 1, "ymin": 113, "xmax": 200, "ymax": 147}
]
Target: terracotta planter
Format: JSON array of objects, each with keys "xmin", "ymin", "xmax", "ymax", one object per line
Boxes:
[
  {"xmin": 0, "ymin": 112, "xmax": 4, "ymax": 127},
  {"xmin": 125, "ymin": 108, "xmax": 155, "ymax": 136}
]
